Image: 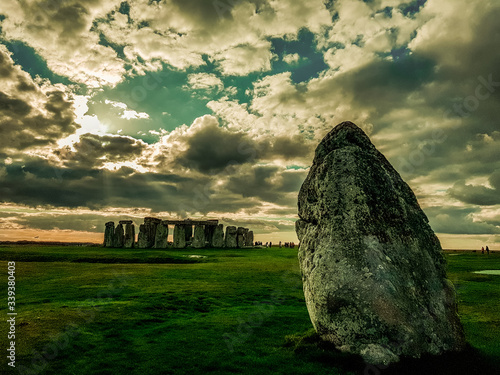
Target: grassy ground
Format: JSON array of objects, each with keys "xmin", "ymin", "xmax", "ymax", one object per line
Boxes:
[{"xmin": 0, "ymin": 246, "xmax": 499, "ymax": 375}]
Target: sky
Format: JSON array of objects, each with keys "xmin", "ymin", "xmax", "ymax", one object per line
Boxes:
[{"xmin": 0, "ymin": 0, "xmax": 499, "ymax": 248}]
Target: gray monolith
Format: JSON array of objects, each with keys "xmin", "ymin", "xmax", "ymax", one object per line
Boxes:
[
  {"xmin": 137, "ymin": 224, "xmax": 148, "ymax": 249},
  {"xmin": 225, "ymin": 226, "xmax": 237, "ymax": 248},
  {"xmin": 212, "ymin": 224, "xmax": 225, "ymax": 248},
  {"xmin": 192, "ymin": 225, "xmax": 205, "ymax": 248},
  {"xmin": 236, "ymin": 227, "xmax": 246, "ymax": 248},
  {"xmin": 296, "ymin": 121, "xmax": 465, "ymax": 365},
  {"xmin": 154, "ymin": 222, "xmax": 169, "ymax": 249},
  {"xmin": 120, "ymin": 220, "xmax": 135, "ymax": 249},
  {"xmin": 173, "ymin": 224, "xmax": 186, "ymax": 248},
  {"xmin": 113, "ymin": 223, "xmax": 124, "ymax": 248},
  {"xmin": 245, "ymin": 231, "xmax": 254, "ymax": 247},
  {"xmin": 204, "ymin": 225, "xmax": 216, "ymax": 247},
  {"xmin": 104, "ymin": 221, "xmax": 115, "ymax": 247}
]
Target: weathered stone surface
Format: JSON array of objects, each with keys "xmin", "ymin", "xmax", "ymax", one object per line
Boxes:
[
  {"xmin": 225, "ymin": 226, "xmax": 237, "ymax": 248},
  {"xmin": 173, "ymin": 224, "xmax": 186, "ymax": 248},
  {"xmin": 204, "ymin": 225, "xmax": 216, "ymax": 247},
  {"xmin": 104, "ymin": 222, "xmax": 114, "ymax": 247},
  {"xmin": 296, "ymin": 121, "xmax": 465, "ymax": 365},
  {"xmin": 138, "ymin": 218, "xmax": 160, "ymax": 248},
  {"xmin": 192, "ymin": 225, "xmax": 205, "ymax": 248},
  {"xmin": 236, "ymin": 227, "xmax": 246, "ymax": 248},
  {"xmin": 245, "ymin": 231, "xmax": 254, "ymax": 247},
  {"xmin": 137, "ymin": 224, "xmax": 148, "ymax": 249},
  {"xmin": 124, "ymin": 223, "xmax": 135, "ymax": 248},
  {"xmin": 119, "ymin": 220, "xmax": 133, "ymax": 225},
  {"xmin": 113, "ymin": 223, "xmax": 124, "ymax": 248},
  {"xmin": 154, "ymin": 223, "xmax": 169, "ymax": 249},
  {"xmin": 212, "ymin": 224, "xmax": 225, "ymax": 248}
]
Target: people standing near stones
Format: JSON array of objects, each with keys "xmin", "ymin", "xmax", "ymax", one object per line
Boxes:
[{"xmin": 486, "ymin": 245, "xmax": 490, "ymax": 255}]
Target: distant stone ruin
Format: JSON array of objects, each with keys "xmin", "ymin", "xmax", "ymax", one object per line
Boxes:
[{"xmin": 103, "ymin": 219, "xmax": 255, "ymax": 249}]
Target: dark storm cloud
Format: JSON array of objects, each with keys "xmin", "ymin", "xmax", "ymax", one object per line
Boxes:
[
  {"xmin": 55, "ymin": 133, "xmax": 148, "ymax": 168},
  {"xmin": 173, "ymin": 117, "xmax": 312, "ymax": 174},
  {"xmin": 225, "ymin": 165, "xmax": 307, "ymax": 205},
  {"xmin": 425, "ymin": 206, "xmax": 500, "ymax": 235},
  {"xmin": 448, "ymin": 170, "xmax": 500, "ymax": 206},
  {"xmin": 0, "ymin": 156, "xmax": 260, "ymax": 215},
  {"xmin": 0, "ymin": 157, "xmax": 187, "ymax": 209},
  {"xmin": 12, "ymin": 213, "xmax": 128, "ymax": 233},
  {"xmin": 448, "ymin": 182, "xmax": 499, "ymax": 206},
  {"xmin": 176, "ymin": 123, "xmax": 257, "ymax": 173},
  {"xmin": 0, "ymin": 46, "xmax": 79, "ymax": 151},
  {"xmin": 221, "ymin": 217, "xmax": 296, "ymax": 234},
  {"xmin": 347, "ymin": 54, "xmax": 437, "ymax": 113}
]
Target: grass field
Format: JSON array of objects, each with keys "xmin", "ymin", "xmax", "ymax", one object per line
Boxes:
[{"xmin": 1, "ymin": 246, "xmax": 499, "ymax": 375}]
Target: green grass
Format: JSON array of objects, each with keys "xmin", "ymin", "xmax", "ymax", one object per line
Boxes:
[{"xmin": 0, "ymin": 246, "xmax": 499, "ymax": 375}]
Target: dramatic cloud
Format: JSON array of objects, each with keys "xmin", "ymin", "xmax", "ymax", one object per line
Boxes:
[
  {"xmin": 1, "ymin": 0, "xmax": 500, "ymax": 246},
  {"xmin": 0, "ymin": 45, "xmax": 79, "ymax": 152}
]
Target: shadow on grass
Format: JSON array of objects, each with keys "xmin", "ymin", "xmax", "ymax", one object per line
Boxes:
[{"xmin": 284, "ymin": 330, "xmax": 500, "ymax": 375}]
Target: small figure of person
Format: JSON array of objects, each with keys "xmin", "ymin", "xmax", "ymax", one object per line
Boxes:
[
  {"xmin": 482, "ymin": 246, "xmax": 485, "ymax": 254},
  {"xmin": 486, "ymin": 245, "xmax": 490, "ymax": 255}
]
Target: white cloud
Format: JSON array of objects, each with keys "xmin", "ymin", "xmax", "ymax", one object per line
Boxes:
[
  {"xmin": 104, "ymin": 99, "xmax": 150, "ymax": 120},
  {"xmin": 185, "ymin": 73, "xmax": 224, "ymax": 92},
  {"xmin": 283, "ymin": 53, "xmax": 301, "ymax": 64},
  {"xmin": 0, "ymin": 0, "xmax": 125, "ymax": 87},
  {"xmin": 213, "ymin": 41, "xmax": 277, "ymax": 76}
]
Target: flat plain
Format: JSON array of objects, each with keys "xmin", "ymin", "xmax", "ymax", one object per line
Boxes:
[{"xmin": 1, "ymin": 246, "xmax": 499, "ymax": 375}]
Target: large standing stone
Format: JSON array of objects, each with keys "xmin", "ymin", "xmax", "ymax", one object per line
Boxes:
[
  {"xmin": 173, "ymin": 224, "xmax": 186, "ymax": 248},
  {"xmin": 104, "ymin": 222, "xmax": 115, "ymax": 247},
  {"xmin": 120, "ymin": 220, "xmax": 135, "ymax": 249},
  {"xmin": 138, "ymin": 217, "xmax": 160, "ymax": 248},
  {"xmin": 225, "ymin": 226, "xmax": 237, "ymax": 248},
  {"xmin": 236, "ymin": 227, "xmax": 246, "ymax": 248},
  {"xmin": 296, "ymin": 121, "xmax": 465, "ymax": 365},
  {"xmin": 154, "ymin": 222, "xmax": 169, "ymax": 249},
  {"xmin": 245, "ymin": 231, "xmax": 254, "ymax": 247},
  {"xmin": 137, "ymin": 224, "xmax": 148, "ymax": 249},
  {"xmin": 212, "ymin": 224, "xmax": 225, "ymax": 248},
  {"xmin": 192, "ymin": 225, "xmax": 206, "ymax": 248},
  {"xmin": 204, "ymin": 225, "xmax": 216, "ymax": 247},
  {"xmin": 113, "ymin": 223, "xmax": 124, "ymax": 248}
]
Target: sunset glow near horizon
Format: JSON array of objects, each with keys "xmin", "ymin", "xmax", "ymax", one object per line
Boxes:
[{"xmin": 0, "ymin": 0, "xmax": 499, "ymax": 249}]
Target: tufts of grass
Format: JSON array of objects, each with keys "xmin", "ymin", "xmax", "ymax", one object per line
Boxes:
[{"xmin": 0, "ymin": 247, "xmax": 498, "ymax": 374}]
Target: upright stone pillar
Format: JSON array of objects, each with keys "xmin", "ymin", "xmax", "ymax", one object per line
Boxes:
[
  {"xmin": 225, "ymin": 226, "xmax": 237, "ymax": 248},
  {"xmin": 120, "ymin": 220, "xmax": 134, "ymax": 249},
  {"xmin": 173, "ymin": 224, "xmax": 186, "ymax": 248},
  {"xmin": 104, "ymin": 222, "xmax": 115, "ymax": 247},
  {"xmin": 137, "ymin": 224, "xmax": 148, "ymax": 248},
  {"xmin": 246, "ymin": 231, "xmax": 254, "ymax": 246},
  {"xmin": 211, "ymin": 224, "xmax": 225, "ymax": 248},
  {"xmin": 113, "ymin": 223, "xmax": 125, "ymax": 248},
  {"xmin": 237, "ymin": 227, "xmax": 246, "ymax": 248},
  {"xmin": 204, "ymin": 225, "xmax": 216, "ymax": 247},
  {"xmin": 192, "ymin": 225, "xmax": 205, "ymax": 248},
  {"xmin": 144, "ymin": 217, "xmax": 161, "ymax": 248},
  {"xmin": 155, "ymin": 222, "xmax": 169, "ymax": 249}
]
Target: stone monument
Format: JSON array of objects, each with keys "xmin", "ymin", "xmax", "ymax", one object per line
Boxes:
[{"xmin": 296, "ymin": 121, "xmax": 465, "ymax": 364}]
